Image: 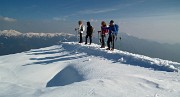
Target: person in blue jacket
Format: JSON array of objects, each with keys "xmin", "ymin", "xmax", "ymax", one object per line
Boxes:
[{"xmin": 106, "ymin": 20, "xmax": 118, "ymax": 50}]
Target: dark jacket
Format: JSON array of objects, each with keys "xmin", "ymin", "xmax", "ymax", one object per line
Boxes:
[{"xmin": 86, "ymin": 25, "xmax": 93, "ymax": 36}]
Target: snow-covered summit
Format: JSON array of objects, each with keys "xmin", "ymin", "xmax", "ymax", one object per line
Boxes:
[
  {"xmin": 0, "ymin": 30, "xmax": 73, "ymax": 38},
  {"xmin": 0, "ymin": 30, "xmax": 22, "ymax": 36},
  {"xmin": 63, "ymin": 42, "xmax": 180, "ymax": 72},
  {"xmin": 0, "ymin": 42, "xmax": 180, "ymax": 97}
]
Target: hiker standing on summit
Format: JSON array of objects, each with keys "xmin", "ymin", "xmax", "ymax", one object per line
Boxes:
[
  {"xmin": 100, "ymin": 21, "xmax": 108, "ymax": 48},
  {"xmin": 85, "ymin": 21, "xmax": 94, "ymax": 45},
  {"xmin": 107, "ymin": 20, "xmax": 118, "ymax": 50},
  {"xmin": 75, "ymin": 21, "xmax": 85, "ymax": 43}
]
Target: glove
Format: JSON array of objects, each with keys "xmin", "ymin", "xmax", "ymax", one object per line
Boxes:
[{"xmin": 111, "ymin": 31, "xmax": 114, "ymax": 35}]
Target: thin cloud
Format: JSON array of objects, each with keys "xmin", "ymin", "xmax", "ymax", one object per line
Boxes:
[
  {"xmin": 77, "ymin": 1, "xmax": 146, "ymax": 15},
  {"xmin": 82, "ymin": 19, "xmax": 98, "ymax": 22},
  {"xmin": 0, "ymin": 16, "xmax": 17, "ymax": 22},
  {"xmin": 89, "ymin": 19, "xmax": 98, "ymax": 22},
  {"xmin": 78, "ymin": 8, "xmax": 117, "ymax": 14},
  {"xmin": 53, "ymin": 17, "xmax": 66, "ymax": 21}
]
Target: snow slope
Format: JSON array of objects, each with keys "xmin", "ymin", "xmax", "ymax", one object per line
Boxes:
[{"xmin": 0, "ymin": 42, "xmax": 180, "ymax": 97}]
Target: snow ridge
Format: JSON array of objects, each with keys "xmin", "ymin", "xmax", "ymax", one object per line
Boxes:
[
  {"xmin": 63, "ymin": 42, "xmax": 180, "ymax": 72},
  {"xmin": 0, "ymin": 42, "xmax": 180, "ymax": 97}
]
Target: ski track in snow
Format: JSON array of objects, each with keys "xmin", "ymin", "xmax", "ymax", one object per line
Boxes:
[{"xmin": 0, "ymin": 42, "xmax": 180, "ymax": 97}]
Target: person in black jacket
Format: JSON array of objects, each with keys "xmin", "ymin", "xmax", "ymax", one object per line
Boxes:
[{"xmin": 85, "ymin": 22, "xmax": 93, "ymax": 45}]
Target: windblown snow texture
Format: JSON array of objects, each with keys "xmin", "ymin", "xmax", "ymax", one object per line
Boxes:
[{"xmin": 0, "ymin": 42, "xmax": 180, "ymax": 97}]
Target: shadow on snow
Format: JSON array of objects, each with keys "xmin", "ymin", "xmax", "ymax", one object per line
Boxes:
[
  {"xmin": 23, "ymin": 43, "xmax": 177, "ymax": 72},
  {"xmin": 46, "ymin": 65, "xmax": 84, "ymax": 87},
  {"xmin": 62, "ymin": 43, "xmax": 177, "ymax": 72}
]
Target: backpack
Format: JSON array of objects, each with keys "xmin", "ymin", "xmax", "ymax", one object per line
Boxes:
[
  {"xmin": 91, "ymin": 26, "xmax": 94, "ymax": 33},
  {"xmin": 114, "ymin": 24, "xmax": 119, "ymax": 35}
]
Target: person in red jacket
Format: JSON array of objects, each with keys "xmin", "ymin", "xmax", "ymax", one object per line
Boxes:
[{"xmin": 100, "ymin": 21, "xmax": 108, "ymax": 48}]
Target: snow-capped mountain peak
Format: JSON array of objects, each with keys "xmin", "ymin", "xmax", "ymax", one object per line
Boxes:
[
  {"xmin": 0, "ymin": 30, "xmax": 73, "ymax": 38},
  {"xmin": 0, "ymin": 30, "xmax": 22, "ymax": 36}
]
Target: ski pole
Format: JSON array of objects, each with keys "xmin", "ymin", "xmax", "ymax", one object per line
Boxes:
[
  {"xmin": 98, "ymin": 31, "xmax": 101, "ymax": 44},
  {"xmin": 118, "ymin": 36, "xmax": 121, "ymax": 50},
  {"xmin": 75, "ymin": 28, "xmax": 79, "ymax": 42}
]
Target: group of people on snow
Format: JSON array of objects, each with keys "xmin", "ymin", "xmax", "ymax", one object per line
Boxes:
[{"xmin": 75, "ymin": 20, "xmax": 119, "ymax": 51}]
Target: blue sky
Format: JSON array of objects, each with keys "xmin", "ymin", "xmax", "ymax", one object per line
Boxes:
[
  {"xmin": 0, "ymin": 0, "xmax": 180, "ymax": 44},
  {"xmin": 1, "ymin": 0, "xmax": 179, "ymax": 20}
]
